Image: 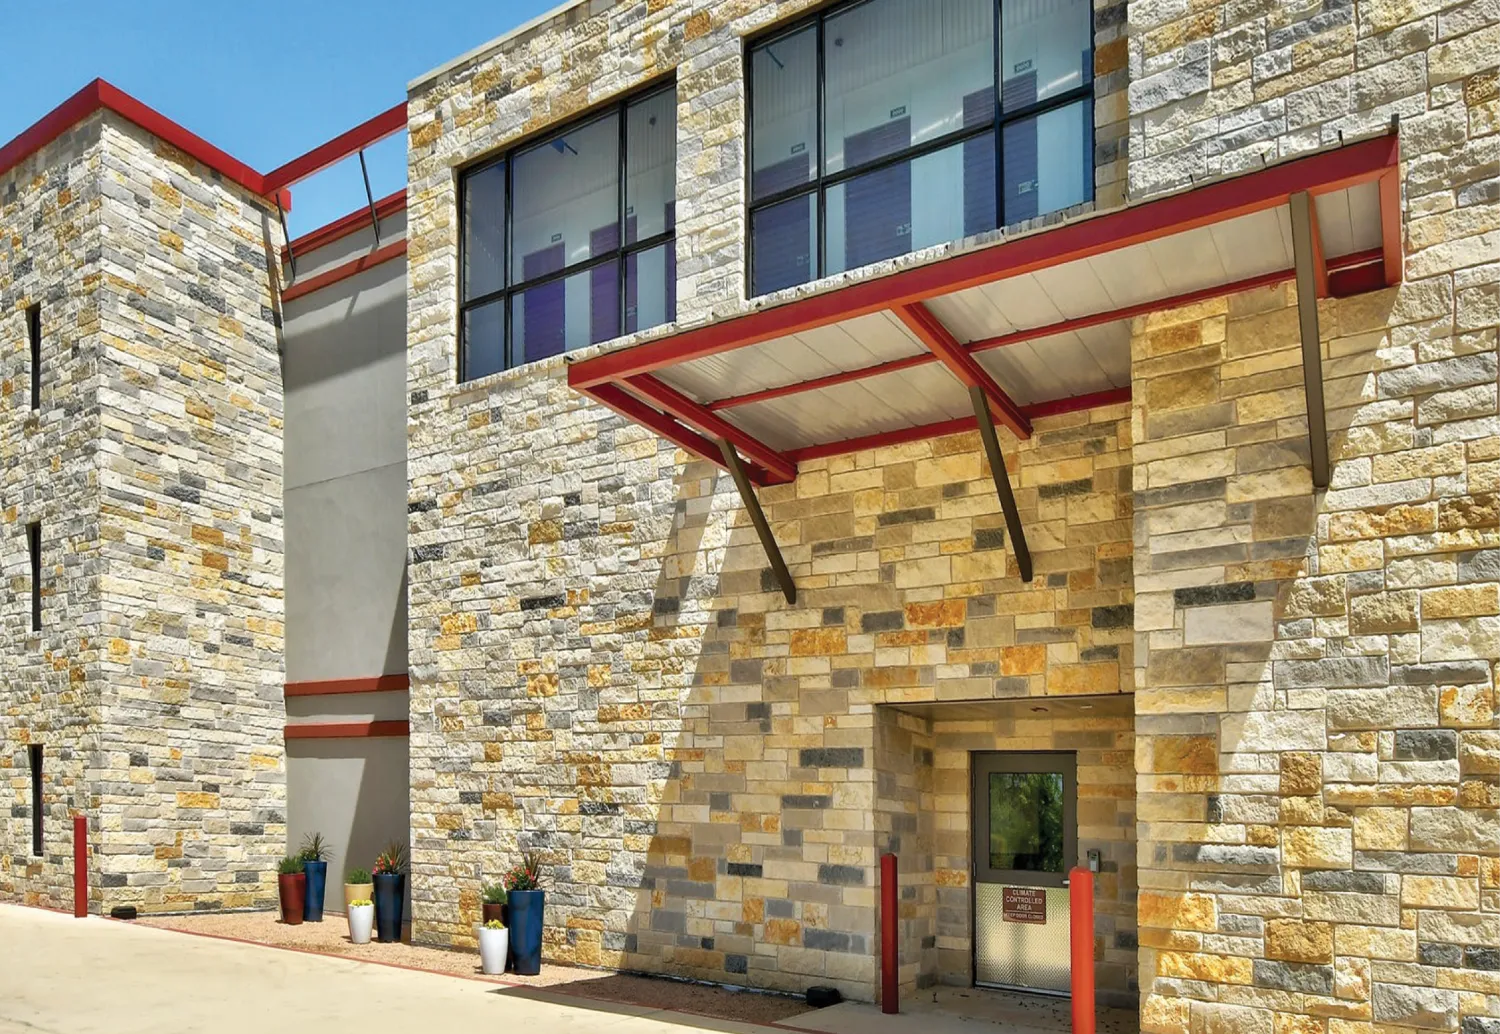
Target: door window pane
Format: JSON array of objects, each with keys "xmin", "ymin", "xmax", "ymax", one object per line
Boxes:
[
  {"xmin": 511, "ymin": 260, "xmax": 620, "ymax": 365},
  {"xmin": 1001, "ymin": 0, "xmax": 1093, "ymax": 113},
  {"xmin": 626, "ymin": 90, "xmax": 676, "ymax": 243},
  {"xmin": 988, "ymin": 771, "xmax": 1064, "ymax": 872},
  {"xmin": 626, "ymin": 242, "xmax": 675, "ymax": 334},
  {"xmin": 823, "ymin": 0, "xmax": 994, "ymax": 175},
  {"xmin": 751, "ymin": 193, "xmax": 816, "ymax": 297},
  {"xmin": 825, "ymin": 135, "xmax": 994, "ymax": 275},
  {"xmin": 750, "ymin": 26, "xmax": 817, "ymax": 201},
  {"xmin": 463, "ymin": 160, "xmax": 506, "ymax": 300},
  {"xmin": 511, "ymin": 112, "xmax": 619, "ymax": 283},
  {"xmin": 1003, "ymin": 98, "xmax": 1091, "ymax": 225},
  {"xmin": 462, "ymin": 298, "xmax": 505, "ymax": 381}
]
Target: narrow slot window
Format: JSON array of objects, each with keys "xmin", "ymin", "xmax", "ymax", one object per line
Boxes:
[
  {"xmin": 27, "ymin": 303, "xmax": 41, "ymax": 412},
  {"xmin": 28, "ymin": 522, "xmax": 41, "ymax": 632},
  {"xmin": 29, "ymin": 744, "xmax": 43, "ymax": 856}
]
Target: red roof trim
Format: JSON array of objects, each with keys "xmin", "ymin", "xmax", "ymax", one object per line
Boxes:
[
  {"xmin": 284, "ymin": 720, "xmax": 410, "ymax": 740},
  {"xmin": 281, "ymin": 189, "xmax": 407, "ymax": 261},
  {"xmin": 283, "ymin": 674, "xmax": 410, "ymax": 697},
  {"xmin": 567, "ymin": 133, "xmax": 1400, "ymax": 391},
  {"xmin": 0, "ymin": 79, "xmax": 406, "ymax": 204},
  {"xmin": 280, "ymin": 239, "xmax": 407, "ymax": 303}
]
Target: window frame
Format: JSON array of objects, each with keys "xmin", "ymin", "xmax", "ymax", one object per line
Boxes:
[
  {"xmin": 971, "ymin": 750, "xmax": 1077, "ymax": 890},
  {"xmin": 745, "ymin": 0, "xmax": 1095, "ymax": 296},
  {"xmin": 28, "ymin": 521, "xmax": 41, "ymax": 633},
  {"xmin": 27, "ymin": 303, "xmax": 40, "ymax": 412},
  {"xmin": 29, "ymin": 743, "xmax": 43, "ymax": 856},
  {"xmin": 457, "ymin": 80, "xmax": 678, "ymax": 382}
]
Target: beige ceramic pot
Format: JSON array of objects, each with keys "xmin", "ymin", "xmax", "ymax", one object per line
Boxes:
[{"xmin": 345, "ymin": 882, "xmax": 374, "ymax": 909}]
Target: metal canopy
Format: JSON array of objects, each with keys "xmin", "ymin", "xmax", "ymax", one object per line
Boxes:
[{"xmin": 568, "ymin": 133, "xmax": 1401, "ymax": 491}]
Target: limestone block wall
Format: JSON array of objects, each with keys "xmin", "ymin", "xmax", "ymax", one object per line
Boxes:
[
  {"xmin": 1128, "ymin": 2, "xmax": 1497, "ymax": 1033},
  {"xmin": 90, "ymin": 117, "xmax": 287, "ymax": 913},
  {"xmin": 0, "ymin": 117, "xmax": 106, "ymax": 910}
]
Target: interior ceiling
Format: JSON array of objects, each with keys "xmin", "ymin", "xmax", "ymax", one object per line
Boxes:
[{"xmin": 887, "ymin": 694, "xmax": 1134, "ymax": 722}]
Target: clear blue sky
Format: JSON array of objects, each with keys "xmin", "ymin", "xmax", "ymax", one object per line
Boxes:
[{"xmin": 0, "ymin": 0, "xmax": 560, "ymax": 236}]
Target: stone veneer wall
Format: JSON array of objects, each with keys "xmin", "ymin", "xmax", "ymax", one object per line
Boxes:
[
  {"xmin": 406, "ymin": 347, "xmax": 1132, "ymax": 999},
  {"xmin": 0, "ymin": 116, "xmax": 106, "ymax": 910},
  {"xmin": 0, "ymin": 111, "xmax": 287, "ymax": 913},
  {"xmin": 1128, "ymin": 2, "xmax": 1497, "ymax": 1034}
]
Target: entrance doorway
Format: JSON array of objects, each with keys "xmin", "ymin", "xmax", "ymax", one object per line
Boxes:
[{"xmin": 971, "ymin": 751, "xmax": 1077, "ymax": 995}]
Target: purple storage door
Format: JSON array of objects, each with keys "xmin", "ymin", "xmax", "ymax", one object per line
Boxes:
[
  {"xmin": 590, "ymin": 225, "xmax": 621, "ymax": 345},
  {"xmin": 963, "ymin": 90, "xmax": 997, "ymax": 237},
  {"xmin": 521, "ymin": 243, "xmax": 566, "ymax": 363},
  {"xmin": 842, "ymin": 118, "xmax": 911, "ymax": 271},
  {"xmin": 1002, "ymin": 72, "xmax": 1038, "ymax": 224},
  {"xmin": 750, "ymin": 154, "xmax": 813, "ymax": 295}
]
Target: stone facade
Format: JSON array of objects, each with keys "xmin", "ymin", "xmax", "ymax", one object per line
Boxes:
[
  {"xmin": 1, "ymin": 110, "xmax": 287, "ymax": 913},
  {"xmin": 1127, "ymin": 1, "xmax": 1499, "ymax": 1033}
]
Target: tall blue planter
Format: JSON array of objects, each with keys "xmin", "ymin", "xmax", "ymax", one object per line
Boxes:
[
  {"xmin": 373, "ymin": 872, "xmax": 405, "ymax": 943},
  {"xmin": 507, "ymin": 889, "xmax": 545, "ymax": 975},
  {"xmin": 302, "ymin": 861, "xmax": 327, "ymax": 922}
]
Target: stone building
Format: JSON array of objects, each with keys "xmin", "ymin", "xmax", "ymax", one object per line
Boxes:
[{"xmin": 5, "ymin": 0, "xmax": 1500, "ymax": 1029}]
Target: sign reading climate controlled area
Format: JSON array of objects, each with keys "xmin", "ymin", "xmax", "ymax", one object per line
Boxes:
[{"xmin": 972, "ymin": 752, "xmax": 1078, "ymax": 994}]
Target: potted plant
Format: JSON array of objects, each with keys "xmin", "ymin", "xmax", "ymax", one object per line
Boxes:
[
  {"xmin": 347, "ymin": 897, "xmax": 375, "ymax": 945},
  {"xmin": 503, "ymin": 852, "xmax": 546, "ymax": 975},
  {"xmin": 478, "ymin": 918, "xmax": 509, "ymax": 976},
  {"xmin": 277, "ymin": 855, "xmax": 306, "ymax": 925},
  {"xmin": 345, "ymin": 866, "xmax": 373, "ymax": 910},
  {"xmin": 372, "ymin": 841, "xmax": 408, "ymax": 943},
  {"xmin": 299, "ymin": 832, "xmax": 333, "ymax": 923},
  {"xmin": 481, "ymin": 881, "xmax": 506, "ymax": 926}
]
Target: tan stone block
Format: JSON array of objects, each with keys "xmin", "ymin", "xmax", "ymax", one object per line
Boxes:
[
  {"xmin": 1372, "ymin": 442, "xmax": 1467, "ymax": 481},
  {"xmin": 790, "ymin": 628, "xmax": 847, "ymax": 656},
  {"xmin": 1327, "ymin": 504, "xmax": 1436, "ymax": 541},
  {"xmin": 1148, "ymin": 368, "xmax": 1220, "ymax": 411},
  {"xmin": 1440, "ymin": 684, "xmax": 1496, "ymax": 728},
  {"xmin": 1281, "ymin": 753, "xmax": 1323, "ymax": 796},
  {"xmin": 1284, "ymin": 578, "xmax": 1347, "ymax": 618},
  {"xmin": 903, "ymin": 600, "xmax": 966, "ymax": 628},
  {"xmin": 1256, "ymin": 496, "xmax": 1318, "ymax": 539},
  {"xmin": 1192, "ymin": 1002, "xmax": 1274, "ymax": 1034},
  {"xmin": 1319, "ymin": 540, "xmax": 1386, "ymax": 573},
  {"xmin": 1438, "ymin": 493, "xmax": 1500, "ymax": 531},
  {"xmin": 764, "ymin": 917, "xmax": 800, "ymax": 945},
  {"xmin": 1139, "ymin": 890, "xmax": 1217, "ymax": 931},
  {"xmin": 1334, "ymin": 955, "xmax": 1370, "ymax": 1001},
  {"xmin": 1157, "ymin": 950, "xmax": 1253, "ymax": 984},
  {"xmin": 1266, "ymin": 919, "xmax": 1334, "ymax": 963},
  {"xmin": 1349, "ymin": 591, "xmax": 1419, "ymax": 634},
  {"xmin": 175, "ymin": 792, "xmax": 219, "ymax": 809},
  {"xmin": 1353, "ymin": 808, "xmax": 1408, "ymax": 851},
  {"xmin": 1048, "ymin": 661, "xmax": 1119, "ymax": 695},
  {"xmin": 1282, "ymin": 827, "xmax": 1353, "ymax": 869},
  {"xmin": 1273, "ymin": 1012, "xmax": 1324, "ymax": 1034},
  {"xmin": 1400, "ymin": 875, "xmax": 1480, "ymax": 910},
  {"xmin": 1143, "ymin": 994, "xmax": 1192, "ymax": 1034},
  {"xmin": 1000, "ymin": 644, "xmax": 1046, "ymax": 676},
  {"xmin": 1153, "ymin": 736, "xmax": 1219, "ymax": 776},
  {"xmin": 1147, "ymin": 647, "xmax": 1225, "ymax": 687},
  {"xmin": 1423, "ymin": 585, "xmax": 1500, "ymax": 619}
]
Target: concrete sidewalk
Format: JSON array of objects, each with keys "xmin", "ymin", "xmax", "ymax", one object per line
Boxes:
[{"xmin": 0, "ymin": 904, "xmax": 781, "ymax": 1034}]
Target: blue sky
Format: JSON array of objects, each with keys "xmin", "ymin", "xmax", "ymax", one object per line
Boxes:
[{"xmin": 0, "ymin": 0, "xmax": 560, "ymax": 236}]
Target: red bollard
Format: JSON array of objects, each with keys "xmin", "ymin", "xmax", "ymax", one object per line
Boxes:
[
  {"xmin": 880, "ymin": 853, "xmax": 898, "ymax": 1014},
  {"xmin": 73, "ymin": 814, "xmax": 87, "ymax": 918},
  {"xmin": 1070, "ymin": 866, "xmax": 1095, "ymax": 1034}
]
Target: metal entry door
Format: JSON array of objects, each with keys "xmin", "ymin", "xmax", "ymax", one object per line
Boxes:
[{"xmin": 971, "ymin": 751, "xmax": 1077, "ymax": 994}]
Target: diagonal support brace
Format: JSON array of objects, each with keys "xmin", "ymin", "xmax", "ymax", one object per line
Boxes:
[
  {"xmin": 1289, "ymin": 191, "xmax": 1330, "ymax": 490},
  {"xmin": 719, "ymin": 439, "xmax": 796, "ymax": 605},
  {"xmin": 969, "ymin": 386, "xmax": 1033, "ymax": 583}
]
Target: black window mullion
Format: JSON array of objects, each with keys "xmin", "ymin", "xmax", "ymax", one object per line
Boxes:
[
  {"xmin": 618, "ymin": 99, "xmax": 628, "ymax": 338},
  {"xmin": 993, "ymin": 0, "xmax": 1003, "ymax": 234},
  {"xmin": 504, "ymin": 154, "xmax": 514, "ymax": 370},
  {"xmin": 814, "ymin": 13, "xmax": 826, "ymax": 281}
]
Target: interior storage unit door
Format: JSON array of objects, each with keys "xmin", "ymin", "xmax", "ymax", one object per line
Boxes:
[{"xmin": 971, "ymin": 751, "xmax": 1077, "ymax": 994}]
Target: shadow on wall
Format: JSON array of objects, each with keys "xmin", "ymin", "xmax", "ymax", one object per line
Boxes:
[{"xmin": 1135, "ymin": 285, "xmax": 1500, "ymax": 1022}]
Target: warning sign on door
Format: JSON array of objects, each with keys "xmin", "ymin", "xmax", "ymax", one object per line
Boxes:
[{"xmin": 1002, "ymin": 887, "xmax": 1047, "ymax": 924}]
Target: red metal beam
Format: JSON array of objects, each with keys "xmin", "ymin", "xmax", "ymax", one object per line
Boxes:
[
  {"xmin": 284, "ymin": 720, "xmax": 410, "ymax": 740},
  {"xmin": 282, "ymin": 189, "xmax": 406, "ymax": 261},
  {"xmin": 623, "ymin": 374, "xmax": 797, "ymax": 483},
  {"xmin": 1378, "ymin": 166, "xmax": 1403, "ymax": 286},
  {"xmin": 261, "ymin": 102, "xmax": 408, "ymax": 193},
  {"xmin": 578, "ymin": 380, "xmax": 789, "ymax": 486},
  {"xmin": 705, "ymin": 353, "xmax": 932, "ymax": 412},
  {"xmin": 893, "ymin": 302, "xmax": 1031, "ymax": 439},
  {"xmin": 280, "ymin": 239, "xmax": 407, "ymax": 303},
  {"xmin": 284, "ymin": 674, "xmax": 411, "ymax": 698},
  {"xmin": 786, "ymin": 388, "xmax": 1131, "ymax": 463},
  {"xmin": 568, "ymin": 133, "xmax": 1400, "ymax": 390}
]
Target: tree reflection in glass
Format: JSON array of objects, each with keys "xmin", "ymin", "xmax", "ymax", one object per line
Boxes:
[{"xmin": 988, "ymin": 772, "xmax": 1064, "ymax": 872}]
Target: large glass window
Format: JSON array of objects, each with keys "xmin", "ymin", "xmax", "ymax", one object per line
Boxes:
[
  {"xmin": 460, "ymin": 84, "xmax": 676, "ymax": 380},
  {"xmin": 748, "ymin": 0, "xmax": 1093, "ymax": 296}
]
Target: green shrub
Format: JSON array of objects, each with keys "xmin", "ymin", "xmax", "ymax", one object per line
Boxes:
[
  {"xmin": 298, "ymin": 832, "xmax": 332, "ymax": 863},
  {"xmin": 345, "ymin": 867, "xmax": 372, "ymax": 884},
  {"xmin": 481, "ymin": 882, "xmax": 507, "ymax": 906},
  {"xmin": 277, "ymin": 855, "xmax": 304, "ymax": 875}
]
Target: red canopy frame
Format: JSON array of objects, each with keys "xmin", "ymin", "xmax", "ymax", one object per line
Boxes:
[{"xmin": 567, "ymin": 132, "xmax": 1401, "ymax": 487}]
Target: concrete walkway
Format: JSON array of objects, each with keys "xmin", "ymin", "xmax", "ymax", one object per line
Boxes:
[{"xmin": 0, "ymin": 904, "xmax": 778, "ymax": 1034}]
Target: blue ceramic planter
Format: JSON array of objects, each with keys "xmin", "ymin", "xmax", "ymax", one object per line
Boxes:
[
  {"xmin": 374, "ymin": 872, "xmax": 405, "ymax": 942},
  {"xmin": 507, "ymin": 889, "xmax": 544, "ymax": 975},
  {"xmin": 302, "ymin": 860, "xmax": 327, "ymax": 922}
]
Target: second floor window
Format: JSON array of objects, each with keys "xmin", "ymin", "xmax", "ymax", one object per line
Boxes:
[
  {"xmin": 460, "ymin": 84, "xmax": 677, "ymax": 381},
  {"xmin": 748, "ymin": 0, "xmax": 1094, "ymax": 297}
]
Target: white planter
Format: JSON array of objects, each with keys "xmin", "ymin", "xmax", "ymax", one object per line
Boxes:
[
  {"xmin": 347, "ymin": 903, "xmax": 374, "ymax": 944},
  {"xmin": 479, "ymin": 925, "xmax": 509, "ymax": 976}
]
